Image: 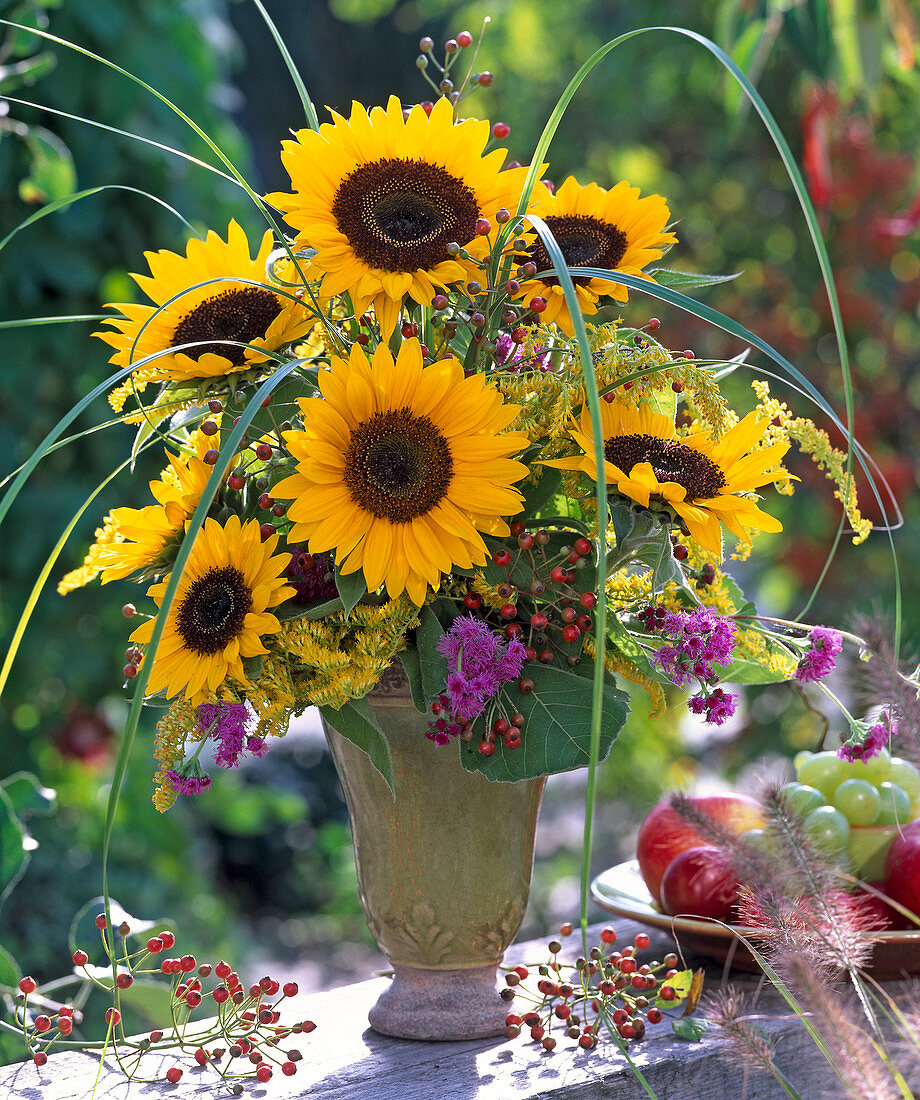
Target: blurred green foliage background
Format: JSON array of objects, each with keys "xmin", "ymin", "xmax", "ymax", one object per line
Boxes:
[{"xmin": 1, "ymin": 0, "xmax": 917, "ymax": 1055}]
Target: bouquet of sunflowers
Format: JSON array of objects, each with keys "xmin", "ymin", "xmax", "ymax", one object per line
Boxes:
[{"xmin": 54, "ymin": 31, "xmax": 872, "ymax": 813}]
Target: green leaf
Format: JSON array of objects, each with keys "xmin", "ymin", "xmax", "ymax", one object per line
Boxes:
[
  {"xmin": 319, "ymin": 699, "xmax": 394, "ymax": 792},
  {"xmin": 608, "ymin": 507, "xmax": 684, "ymax": 587},
  {"xmin": 396, "ymin": 647, "xmax": 426, "ymax": 712},
  {"xmin": 672, "ymin": 1017, "xmax": 708, "ymax": 1041},
  {"xmin": 416, "ymin": 605, "xmax": 448, "ymax": 700},
  {"xmin": 649, "ymin": 268, "xmax": 741, "ymax": 291},
  {"xmin": 0, "ymin": 786, "xmax": 29, "ymax": 907},
  {"xmin": 520, "ymin": 466, "xmax": 562, "ymax": 518},
  {"xmin": 276, "ymin": 595, "xmax": 344, "ymax": 623},
  {"xmin": 0, "ymin": 942, "xmax": 21, "ymax": 988},
  {"xmin": 67, "ymin": 897, "xmax": 162, "ymax": 959},
  {"xmin": 460, "ymin": 665, "xmax": 629, "ymax": 782},
  {"xmin": 115, "ymin": 978, "xmax": 177, "ymax": 1034},
  {"xmin": 0, "ymin": 772, "xmax": 56, "ymax": 819},
  {"xmin": 130, "ymin": 385, "xmax": 197, "ymax": 470},
  {"xmin": 720, "ymin": 656, "xmax": 790, "ymax": 685},
  {"xmin": 242, "ymin": 371, "xmax": 317, "ymax": 438},
  {"xmin": 0, "ymin": 50, "xmax": 56, "ymax": 92},
  {"xmin": 724, "ymin": 19, "xmax": 768, "ymax": 114},
  {"xmin": 17, "ymin": 125, "xmax": 76, "ymax": 204},
  {"xmin": 334, "ymin": 562, "xmax": 366, "ymax": 617}
]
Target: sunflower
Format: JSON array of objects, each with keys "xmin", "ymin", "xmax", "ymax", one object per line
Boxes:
[
  {"xmin": 517, "ymin": 177, "xmax": 677, "ymax": 334},
  {"xmin": 95, "ymin": 220, "xmax": 318, "ymax": 385},
  {"xmin": 265, "ymin": 96, "xmax": 545, "ymax": 338},
  {"xmin": 545, "ymin": 400, "xmax": 789, "ymax": 555},
  {"xmin": 130, "ymin": 515, "xmax": 295, "ymax": 704},
  {"xmin": 273, "ymin": 339, "xmax": 529, "ymax": 605},
  {"xmin": 96, "ymin": 430, "xmax": 219, "ymax": 582},
  {"xmin": 58, "ymin": 431, "xmax": 219, "ymax": 594}
]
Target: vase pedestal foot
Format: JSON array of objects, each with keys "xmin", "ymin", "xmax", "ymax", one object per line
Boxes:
[{"xmin": 368, "ymin": 964, "xmax": 507, "ymax": 1040}]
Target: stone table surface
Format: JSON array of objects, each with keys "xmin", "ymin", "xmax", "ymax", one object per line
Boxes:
[{"xmin": 2, "ymin": 918, "xmax": 916, "ymax": 1099}]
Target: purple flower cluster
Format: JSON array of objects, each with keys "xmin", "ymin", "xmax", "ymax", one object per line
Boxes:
[
  {"xmin": 196, "ymin": 702, "xmax": 267, "ymax": 769},
  {"xmin": 165, "ymin": 769, "xmax": 212, "ymax": 796},
  {"xmin": 687, "ymin": 686, "xmax": 738, "ymax": 726},
  {"xmin": 168, "ymin": 703, "xmax": 269, "ymax": 798},
  {"xmin": 642, "ymin": 604, "xmax": 738, "ymax": 727},
  {"xmin": 493, "ymin": 331, "xmax": 551, "ymax": 373},
  {"xmin": 647, "ymin": 605, "xmax": 736, "ymax": 687},
  {"xmin": 837, "ymin": 712, "xmax": 896, "ymax": 763},
  {"xmin": 794, "ymin": 626, "xmax": 843, "ymax": 684},
  {"xmin": 285, "ymin": 547, "xmax": 337, "ymax": 605},
  {"xmin": 427, "ymin": 615, "xmax": 527, "ymax": 746}
]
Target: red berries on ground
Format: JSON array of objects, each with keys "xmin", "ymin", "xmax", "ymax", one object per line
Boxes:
[
  {"xmin": 165, "ymin": 1067, "xmax": 182, "ymax": 1083},
  {"xmin": 33, "ymin": 1052, "xmax": 47, "ymax": 1066},
  {"xmin": 282, "ymin": 1061, "xmax": 298, "ymax": 1076}
]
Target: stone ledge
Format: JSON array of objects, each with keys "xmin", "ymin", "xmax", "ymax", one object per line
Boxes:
[{"xmin": 1, "ymin": 919, "xmax": 915, "ymax": 1099}]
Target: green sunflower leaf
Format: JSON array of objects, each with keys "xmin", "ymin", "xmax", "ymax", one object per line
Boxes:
[
  {"xmin": 459, "ymin": 664, "xmax": 629, "ymax": 782},
  {"xmin": 334, "ymin": 562, "xmax": 366, "ymax": 618},
  {"xmin": 520, "ymin": 464, "xmax": 562, "ymax": 518},
  {"xmin": 395, "ymin": 647, "xmax": 426, "ymax": 713},
  {"xmin": 319, "ymin": 698, "xmax": 394, "ymax": 793},
  {"xmin": 416, "ymin": 605, "xmax": 448, "ymax": 701}
]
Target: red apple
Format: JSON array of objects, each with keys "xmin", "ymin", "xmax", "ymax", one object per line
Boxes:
[
  {"xmin": 659, "ymin": 846, "xmax": 740, "ymax": 920},
  {"xmin": 883, "ymin": 819, "xmax": 920, "ymax": 925},
  {"xmin": 859, "ymin": 882, "xmax": 908, "ymax": 932},
  {"xmin": 637, "ymin": 794, "xmax": 764, "ymax": 906}
]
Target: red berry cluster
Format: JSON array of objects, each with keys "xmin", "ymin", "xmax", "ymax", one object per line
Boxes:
[
  {"xmin": 426, "ymin": 245, "xmax": 548, "ymax": 373},
  {"xmin": 471, "ymin": 526, "xmax": 597, "ymax": 665},
  {"xmin": 17, "ymin": 917, "xmax": 315, "ymax": 1086},
  {"xmin": 499, "ymin": 923, "xmax": 692, "ymax": 1052}
]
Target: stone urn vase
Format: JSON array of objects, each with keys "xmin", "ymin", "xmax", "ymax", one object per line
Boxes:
[{"xmin": 321, "ymin": 667, "xmax": 546, "ymax": 1040}]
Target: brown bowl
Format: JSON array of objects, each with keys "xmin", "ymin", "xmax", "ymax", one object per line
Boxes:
[{"xmin": 591, "ymin": 860, "xmax": 920, "ymax": 979}]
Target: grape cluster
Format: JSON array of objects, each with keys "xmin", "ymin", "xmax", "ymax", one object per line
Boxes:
[{"xmin": 781, "ymin": 749, "xmax": 920, "ymax": 858}]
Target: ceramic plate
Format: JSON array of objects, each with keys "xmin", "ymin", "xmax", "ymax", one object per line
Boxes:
[{"xmin": 591, "ymin": 860, "xmax": 920, "ymax": 979}]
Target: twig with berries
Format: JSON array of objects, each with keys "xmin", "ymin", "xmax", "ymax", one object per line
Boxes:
[
  {"xmin": 500, "ymin": 923, "xmax": 700, "ymax": 1054},
  {"xmin": 4, "ymin": 915, "xmax": 316, "ymax": 1094}
]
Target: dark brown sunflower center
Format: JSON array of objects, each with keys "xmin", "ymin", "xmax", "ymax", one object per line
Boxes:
[
  {"xmin": 175, "ymin": 565, "xmax": 253, "ymax": 656},
  {"xmin": 171, "ymin": 288, "xmax": 282, "ymax": 366},
  {"xmin": 527, "ymin": 214, "xmax": 628, "ymax": 285},
  {"xmin": 604, "ymin": 434, "xmax": 726, "ymax": 501},
  {"xmin": 332, "ymin": 158, "xmax": 480, "ymax": 273},
  {"xmin": 343, "ymin": 407, "xmax": 454, "ymax": 523}
]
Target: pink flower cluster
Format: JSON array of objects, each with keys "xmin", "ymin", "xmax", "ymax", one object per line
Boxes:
[
  {"xmin": 197, "ymin": 702, "xmax": 268, "ymax": 768},
  {"xmin": 165, "ymin": 770, "xmax": 212, "ymax": 796},
  {"xmin": 837, "ymin": 712, "xmax": 896, "ymax": 763},
  {"xmin": 641, "ymin": 604, "xmax": 739, "ymax": 726},
  {"xmin": 794, "ymin": 626, "xmax": 843, "ymax": 683},
  {"xmin": 493, "ymin": 331, "xmax": 551, "ymax": 372},
  {"xmin": 427, "ymin": 615, "xmax": 527, "ymax": 745}
]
